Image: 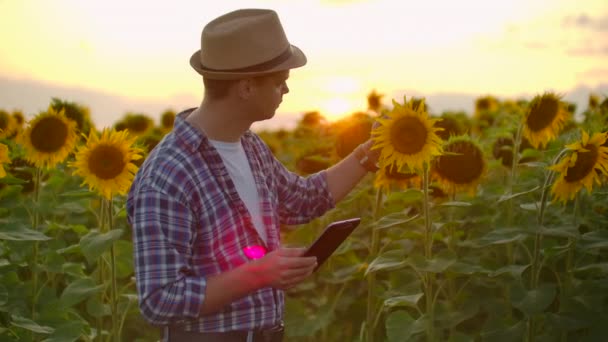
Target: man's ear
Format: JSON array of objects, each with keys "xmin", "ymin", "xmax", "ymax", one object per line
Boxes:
[{"xmin": 236, "ymin": 79, "xmax": 255, "ymax": 100}]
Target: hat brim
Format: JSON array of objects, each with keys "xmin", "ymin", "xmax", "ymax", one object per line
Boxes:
[{"xmin": 190, "ymin": 45, "xmax": 307, "ymax": 80}]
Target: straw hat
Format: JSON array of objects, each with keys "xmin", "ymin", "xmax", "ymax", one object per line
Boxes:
[{"xmin": 190, "ymin": 9, "xmax": 307, "ymax": 80}]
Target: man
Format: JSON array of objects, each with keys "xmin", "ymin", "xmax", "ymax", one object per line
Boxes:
[{"xmin": 127, "ymin": 8, "xmax": 379, "ymax": 342}]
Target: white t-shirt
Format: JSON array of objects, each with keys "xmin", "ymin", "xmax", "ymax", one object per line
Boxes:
[{"xmin": 209, "ymin": 138, "xmax": 267, "ymax": 244}]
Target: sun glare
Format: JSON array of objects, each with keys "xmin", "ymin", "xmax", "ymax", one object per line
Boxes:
[{"xmin": 321, "ymin": 98, "xmax": 356, "ymax": 120}]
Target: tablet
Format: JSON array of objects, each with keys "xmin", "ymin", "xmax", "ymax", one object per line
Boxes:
[{"xmin": 303, "ymin": 218, "xmax": 361, "ymax": 271}]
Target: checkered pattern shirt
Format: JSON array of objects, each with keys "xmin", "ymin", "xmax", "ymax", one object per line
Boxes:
[{"xmin": 127, "ymin": 109, "xmax": 334, "ymax": 334}]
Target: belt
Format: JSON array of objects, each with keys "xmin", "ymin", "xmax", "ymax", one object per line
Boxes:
[{"xmin": 166, "ymin": 322, "xmax": 284, "ymax": 342}]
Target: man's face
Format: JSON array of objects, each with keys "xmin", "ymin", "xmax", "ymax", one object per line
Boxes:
[{"xmin": 248, "ymin": 70, "xmax": 290, "ymax": 121}]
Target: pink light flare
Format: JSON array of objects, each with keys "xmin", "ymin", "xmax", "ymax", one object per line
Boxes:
[{"xmin": 243, "ymin": 245, "xmax": 267, "ymax": 260}]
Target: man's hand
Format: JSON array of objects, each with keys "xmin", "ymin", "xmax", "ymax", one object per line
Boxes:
[{"xmin": 249, "ymin": 247, "xmax": 317, "ymax": 290}]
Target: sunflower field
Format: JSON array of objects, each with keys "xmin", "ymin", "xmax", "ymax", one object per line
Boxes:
[{"xmin": 0, "ymin": 92, "xmax": 607, "ymax": 342}]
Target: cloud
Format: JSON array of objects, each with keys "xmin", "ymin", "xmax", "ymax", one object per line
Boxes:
[{"xmin": 563, "ymin": 13, "xmax": 608, "ymax": 31}]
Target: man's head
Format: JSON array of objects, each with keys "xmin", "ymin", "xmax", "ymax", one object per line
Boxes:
[{"xmin": 190, "ymin": 9, "xmax": 306, "ymax": 80}]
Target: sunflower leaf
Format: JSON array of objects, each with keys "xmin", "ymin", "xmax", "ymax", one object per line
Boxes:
[
  {"xmin": 373, "ymin": 212, "xmax": 420, "ymax": 231},
  {"xmin": 438, "ymin": 201, "xmax": 472, "ymax": 207},
  {"xmin": 497, "ymin": 186, "xmax": 541, "ymax": 203},
  {"xmin": 0, "ymin": 224, "xmax": 51, "ymax": 241}
]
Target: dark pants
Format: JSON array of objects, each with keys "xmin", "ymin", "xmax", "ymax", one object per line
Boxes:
[{"xmin": 166, "ymin": 324, "xmax": 284, "ymax": 342}]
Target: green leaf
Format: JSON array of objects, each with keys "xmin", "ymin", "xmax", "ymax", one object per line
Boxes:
[
  {"xmin": 41, "ymin": 321, "xmax": 84, "ymax": 342},
  {"xmin": 474, "ymin": 228, "xmax": 527, "ymax": 247},
  {"xmin": 59, "ymin": 278, "xmax": 105, "ymax": 308},
  {"xmin": 10, "ymin": 315, "xmax": 54, "ymax": 334},
  {"xmin": 533, "ymin": 226, "xmax": 579, "ymax": 239},
  {"xmin": 373, "ymin": 212, "xmax": 420, "ymax": 231},
  {"xmin": 448, "ymin": 261, "xmax": 488, "ymax": 275},
  {"xmin": 574, "ymin": 263, "xmax": 608, "ymax": 274},
  {"xmin": 0, "ymin": 285, "xmax": 7, "ymax": 308},
  {"xmin": 385, "ymin": 189, "xmax": 423, "ymax": 204},
  {"xmin": 581, "ymin": 230, "xmax": 608, "ymax": 249},
  {"xmin": 519, "ymin": 202, "xmax": 539, "ymax": 211},
  {"xmin": 79, "ymin": 229, "xmax": 123, "ymax": 263},
  {"xmin": 114, "ymin": 240, "xmax": 134, "ymax": 279},
  {"xmin": 59, "ymin": 189, "xmax": 96, "ymax": 198},
  {"xmin": 384, "ymin": 293, "xmax": 423, "ymax": 309},
  {"xmin": 55, "ymin": 202, "xmax": 87, "ymax": 214},
  {"xmin": 488, "ymin": 264, "xmax": 529, "ymax": 279},
  {"xmin": 0, "ymin": 175, "xmax": 27, "ymax": 185},
  {"xmin": 385, "ymin": 311, "xmax": 425, "ymax": 342},
  {"xmin": 0, "ymin": 224, "xmax": 51, "ymax": 241},
  {"xmin": 86, "ymin": 296, "xmax": 111, "ymax": 318},
  {"xmin": 511, "ymin": 283, "xmax": 557, "ymax": 316},
  {"xmin": 407, "ymin": 250, "xmax": 457, "ymax": 273},
  {"xmin": 439, "ymin": 201, "xmax": 472, "ymax": 207},
  {"xmin": 365, "ymin": 250, "xmax": 406, "ymax": 275},
  {"xmin": 497, "ymin": 186, "xmax": 541, "ymax": 203},
  {"xmin": 481, "ymin": 320, "xmax": 525, "ymax": 341}
]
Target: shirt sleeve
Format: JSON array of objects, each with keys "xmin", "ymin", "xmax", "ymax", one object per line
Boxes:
[
  {"xmin": 127, "ymin": 184, "xmax": 206, "ymax": 326},
  {"xmin": 271, "ymin": 153, "xmax": 336, "ymax": 225}
]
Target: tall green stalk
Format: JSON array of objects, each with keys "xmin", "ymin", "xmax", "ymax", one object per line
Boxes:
[
  {"xmin": 422, "ymin": 163, "xmax": 435, "ymax": 342},
  {"xmin": 31, "ymin": 167, "xmax": 42, "ymax": 321},
  {"xmin": 106, "ymin": 196, "xmax": 119, "ymax": 342},
  {"xmin": 366, "ymin": 189, "xmax": 383, "ymax": 342},
  {"xmin": 97, "ymin": 198, "xmax": 106, "ymax": 342},
  {"xmin": 528, "ymin": 149, "xmax": 568, "ymax": 341},
  {"xmin": 504, "ymin": 123, "xmax": 523, "ymax": 321}
]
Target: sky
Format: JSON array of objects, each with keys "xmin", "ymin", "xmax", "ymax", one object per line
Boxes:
[{"xmin": 1, "ymin": 0, "xmax": 607, "ymax": 130}]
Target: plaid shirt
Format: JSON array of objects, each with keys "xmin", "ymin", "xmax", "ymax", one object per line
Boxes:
[{"xmin": 127, "ymin": 109, "xmax": 334, "ymax": 335}]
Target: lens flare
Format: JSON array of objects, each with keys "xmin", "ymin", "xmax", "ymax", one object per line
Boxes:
[{"xmin": 243, "ymin": 245, "xmax": 267, "ymax": 259}]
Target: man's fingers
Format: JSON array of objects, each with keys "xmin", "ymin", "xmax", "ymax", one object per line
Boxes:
[{"xmin": 277, "ymin": 247, "xmax": 307, "ymax": 257}]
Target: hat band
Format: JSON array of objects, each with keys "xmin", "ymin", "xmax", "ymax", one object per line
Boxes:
[{"xmin": 200, "ymin": 46, "xmax": 292, "ymax": 73}]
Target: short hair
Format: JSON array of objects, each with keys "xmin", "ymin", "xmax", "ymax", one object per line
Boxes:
[
  {"xmin": 202, "ymin": 72, "xmax": 283, "ymax": 100},
  {"xmin": 202, "ymin": 77, "xmax": 240, "ymax": 100}
]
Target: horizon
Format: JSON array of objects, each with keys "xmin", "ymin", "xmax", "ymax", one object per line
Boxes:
[{"xmin": 1, "ymin": 0, "xmax": 607, "ymax": 129}]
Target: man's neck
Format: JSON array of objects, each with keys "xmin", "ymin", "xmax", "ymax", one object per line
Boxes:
[{"xmin": 186, "ymin": 100, "xmax": 252, "ymax": 142}]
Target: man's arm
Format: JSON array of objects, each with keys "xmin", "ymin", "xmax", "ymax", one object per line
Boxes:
[
  {"xmin": 326, "ymin": 139, "xmax": 377, "ymax": 202},
  {"xmin": 200, "ymin": 248, "xmax": 316, "ymax": 314},
  {"xmin": 129, "ymin": 186, "xmax": 318, "ymax": 322}
]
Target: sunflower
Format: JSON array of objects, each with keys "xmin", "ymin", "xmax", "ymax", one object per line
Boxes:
[
  {"xmin": 18, "ymin": 107, "xmax": 78, "ymax": 169},
  {"xmin": 435, "ymin": 114, "xmax": 465, "ymax": 141},
  {"xmin": 51, "ymin": 98, "xmax": 93, "ymax": 134},
  {"xmin": 121, "ymin": 113, "xmax": 154, "ymax": 136},
  {"xmin": 492, "ymin": 134, "xmax": 535, "ymax": 168},
  {"xmin": 374, "ymin": 164, "xmax": 419, "ymax": 193},
  {"xmin": 160, "ymin": 109, "xmax": 176, "ymax": 132},
  {"xmin": 367, "ymin": 89, "xmax": 384, "ymax": 113},
  {"xmin": 0, "ymin": 143, "xmax": 10, "ymax": 178},
  {"xmin": 432, "ymin": 136, "xmax": 486, "ymax": 194},
  {"xmin": 372, "ymin": 97, "xmax": 443, "ymax": 172},
  {"xmin": 0, "ymin": 110, "xmax": 16, "ymax": 139},
  {"xmin": 335, "ymin": 114, "xmax": 372, "ymax": 158},
  {"xmin": 549, "ymin": 131, "xmax": 608, "ymax": 203},
  {"xmin": 523, "ymin": 92, "xmax": 569, "ymax": 148},
  {"xmin": 70, "ymin": 128, "xmax": 143, "ymax": 199}
]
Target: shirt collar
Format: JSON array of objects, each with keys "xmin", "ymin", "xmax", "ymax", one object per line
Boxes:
[{"xmin": 173, "ymin": 108, "xmax": 254, "ymax": 152}]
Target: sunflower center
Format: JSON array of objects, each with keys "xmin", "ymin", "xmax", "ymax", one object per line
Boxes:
[
  {"xmin": 0, "ymin": 112, "xmax": 9, "ymax": 131},
  {"xmin": 526, "ymin": 96, "xmax": 559, "ymax": 132},
  {"xmin": 389, "ymin": 116, "xmax": 428, "ymax": 155},
  {"xmin": 88, "ymin": 145, "xmax": 126, "ymax": 180},
  {"xmin": 436, "ymin": 141, "xmax": 484, "ymax": 184},
  {"xmin": 564, "ymin": 144, "xmax": 598, "ymax": 182},
  {"xmin": 30, "ymin": 117, "xmax": 68, "ymax": 152}
]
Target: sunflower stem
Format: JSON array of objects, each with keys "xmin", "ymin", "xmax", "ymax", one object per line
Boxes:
[
  {"xmin": 366, "ymin": 189, "xmax": 383, "ymax": 342},
  {"xmin": 31, "ymin": 167, "xmax": 42, "ymax": 323},
  {"xmin": 97, "ymin": 197, "xmax": 107, "ymax": 342},
  {"xmin": 528, "ymin": 148, "xmax": 569, "ymax": 342},
  {"xmin": 422, "ymin": 163, "xmax": 436, "ymax": 342},
  {"xmin": 107, "ymin": 196, "xmax": 120, "ymax": 342}
]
